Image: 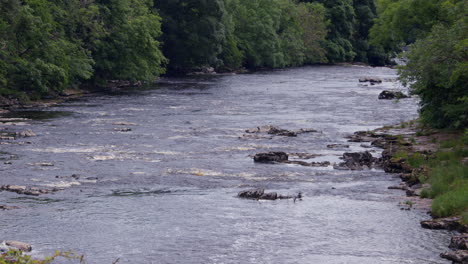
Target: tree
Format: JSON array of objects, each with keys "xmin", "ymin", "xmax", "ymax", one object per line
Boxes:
[
  {"xmin": 370, "ymin": 0, "xmax": 446, "ymax": 53},
  {"xmin": 400, "ymin": 18, "xmax": 468, "ymax": 128},
  {"xmin": 93, "ymin": 0, "xmax": 166, "ymax": 81},
  {"xmin": 297, "ymin": 2, "xmax": 327, "ymax": 64},
  {"xmin": 0, "ymin": 0, "xmax": 93, "ymax": 96},
  {"xmin": 299, "ymin": 0, "xmax": 356, "ymax": 62},
  {"xmin": 156, "ymin": 0, "xmax": 226, "ymax": 72}
]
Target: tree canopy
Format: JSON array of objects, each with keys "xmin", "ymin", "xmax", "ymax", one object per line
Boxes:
[{"xmin": 1, "ymin": 0, "xmax": 385, "ymax": 98}]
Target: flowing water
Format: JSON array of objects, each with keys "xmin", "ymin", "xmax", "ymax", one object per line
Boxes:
[{"xmin": 0, "ymin": 65, "xmax": 451, "ymax": 263}]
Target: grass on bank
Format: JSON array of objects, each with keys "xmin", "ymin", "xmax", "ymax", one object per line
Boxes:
[
  {"xmin": 0, "ymin": 250, "xmax": 84, "ymax": 264},
  {"xmin": 402, "ymin": 129, "xmax": 468, "ymax": 222}
]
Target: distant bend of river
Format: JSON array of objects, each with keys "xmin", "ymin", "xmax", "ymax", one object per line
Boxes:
[{"xmin": 0, "ymin": 65, "xmax": 450, "ymax": 263}]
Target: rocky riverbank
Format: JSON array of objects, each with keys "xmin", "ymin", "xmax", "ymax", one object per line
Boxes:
[{"xmin": 346, "ymin": 122, "xmax": 467, "ymax": 263}]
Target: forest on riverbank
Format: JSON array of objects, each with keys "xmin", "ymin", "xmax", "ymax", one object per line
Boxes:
[
  {"xmin": 1, "ymin": 0, "xmax": 466, "ymax": 129},
  {"xmin": 1, "ymin": 0, "xmax": 387, "ymax": 98}
]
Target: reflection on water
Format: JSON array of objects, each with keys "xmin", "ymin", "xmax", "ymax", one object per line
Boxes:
[
  {"xmin": 2, "ymin": 110, "xmax": 73, "ymax": 120},
  {"xmin": 0, "ymin": 66, "xmax": 450, "ymax": 263}
]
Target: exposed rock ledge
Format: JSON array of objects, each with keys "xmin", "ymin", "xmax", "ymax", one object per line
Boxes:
[
  {"xmin": 237, "ymin": 188, "xmax": 301, "ymax": 201},
  {"xmin": 0, "ymin": 185, "xmax": 61, "ymax": 196}
]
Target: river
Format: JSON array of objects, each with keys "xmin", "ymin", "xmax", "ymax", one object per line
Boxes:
[{"xmin": 0, "ymin": 65, "xmax": 450, "ymax": 263}]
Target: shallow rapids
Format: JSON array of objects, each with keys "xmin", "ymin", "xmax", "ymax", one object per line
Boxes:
[{"xmin": 0, "ymin": 65, "xmax": 450, "ymax": 263}]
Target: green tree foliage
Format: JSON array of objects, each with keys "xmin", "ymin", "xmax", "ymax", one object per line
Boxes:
[
  {"xmin": 373, "ymin": 0, "xmax": 467, "ymax": 128},
  {"xmin": 400, "ymin": 18, "xmax": 468, "ymax": 128},
  {"xmin": 1, "ymin": 0, "xmax": 383, "ymax": 98},
  {"xmin": 225, "ymin": 0, "xmax": 327, "ymax": 68},
  {"xmin": 0, "ymin": 0, "xmax": 166, "ymax": 98},
  {"xmin": 296, "ymin": 2, "xmax": 328, "ymax": 64},
  {"xmin": 0, "ymin": 0, "xmax": 93, "ymax": 96},
  {"xmin": 301, "ymin": 0, "xmax": 356, "ymax": 62},
  {"xmin": 352, "ymin": 0, "xmax": 389, "ymax": 65},
  {"xmin": 92, "ymin": 0, "xmax": 166, "ymax": 81},
  {"xmin": 369, "ymin": 0, "xmax": 448, "ymax": 53},
  {"xmin": 156, "ymin": 0, "xmax": 227, "ymax": 72}
]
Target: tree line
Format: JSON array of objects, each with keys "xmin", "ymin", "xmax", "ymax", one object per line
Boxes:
[
  {"xmin": 2, "ymin": 0, "xmax": 465, "ymax": 129},
  {"xmin": 0, "ymin": 0, "xmax": 386, "ymax": 98},
  {"xmin": 370, "ymin": 0, "xmax": 466, "ymax": 128}
]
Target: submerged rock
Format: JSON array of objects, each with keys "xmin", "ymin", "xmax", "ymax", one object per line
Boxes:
[
  {"xmin": 27, "ymin": 162, "xmax": 54, "ymax": 167},
  {"xmin": 327, "ymin": 144, "xmax": 350, "ymax": 149},
  {"xmin": 112, "ymin": 122, "xmax": 137, "ymax": 126},
  {"xmin": 0, "ymin": 185, "xmax": 60, "ymax": 196},
  {"xmin": 283, "ymin": 160, "xmax": 330, "ymax": 167},
  {"xmin": 114, "ymin": 127, "xmax": 132, "ymax": 132},
  {"xmin": 288, "ymin": 153, "xmax": 322, "ymax": 159},
  {"xmin": 378, "ymin": 90, "xmax": 408, "ymax": 100},
  {"xmin": 440, "ymin": 250, "xmax": 468, "ymax": 263},
  {"xmin": 16, "ymin": 129, "xmax": 36, "ymax": 137},
  {"xmin": 244, "ymin": 125, "xmax": 317, "ymax": 138},
  {"xmin": 0, "ymin": 205, "xmax": 19, "ymax": 210},
  {"xmin": 253, "ymin": 152, "xmax": 288, "ymax": 163}
]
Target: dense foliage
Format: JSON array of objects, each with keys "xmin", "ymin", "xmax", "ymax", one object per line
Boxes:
[
  {"xmin": 1, "ymin": 0, "xmax": 382, "ymax": 97},
  {"xmin": 371, "ymin": 0, "xmax": 467, "ymax": 128},
  {"xmin": 0, "ymin": 0, "xmax": 166, "ymax": 98}
]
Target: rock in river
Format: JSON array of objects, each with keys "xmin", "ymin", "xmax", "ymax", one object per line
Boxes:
[
  {"xmin": 359, "ymin": 77, "xmax": 382, "ymax": 83},
  {"xmin": 0, "ymin": 204, "xmax": 19, "ymax": 210},
  {"xmin": 238, "ymin": 188, "xmax": 265, "ymax": 199},
  {"xmin": 440, "ymin": 250, "xmax": 468, "ymax": 263},
  {"xmin": 450, "ymin": 234, "xmax": 468, "ymax": 250},
  {"xmin": 378, "ymin": 90, "xmax": 408, "ymax": 100},
  {"xmin": 0, "ymin": 240, "xmax": 32, "ymax": 252},
  {"xmin": 421, "ymin": 216, "xmax": 467, "ymax": 232},
  {"xmin": 253, "ymin": 152, "xmax": 288, "ymax": 163},
  {"xmin": 237, "ymin": 188, "xmax": 299, "ymax": 201},
  {"xmin": 334, "ymin": 151, "xmax": 379, "ymax": 170},
  {"xmin": 0, "ymin": 185, "xmax": 60, "ymax": 196},
  {"xmin": 244, "ymin": 125, "xmax": 317, "ymax": 137}
]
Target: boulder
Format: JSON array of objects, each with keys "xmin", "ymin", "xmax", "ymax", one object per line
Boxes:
[
  {"xmin": 267, "ymin": 126, "xmax": 297, "ymax": 137},
  {"xmin": 3, "ymin": 241, "xmax": 32, "ymax": 252},
  {"xmin": 359, "ymin": 77, "xmax": 382, "ymax": 83},
  {"xmin": 440, "ymin": 250, "xmax": 468, "ymax": 263},
  {"xmin": 421, "ymin": 217, "xmax": 466, "ymax": 232},
  {"xmin": 238, "ymin": 188, "xmax": 264, "ymax": 199},
  {"xmin": 450, "ymin": 234, "xmax": 468, "ymax": 250},
  {"xmin": 259, "ymin": 192, "xmax": 278, "ymax": 200},
  {"xmin": 335, "ymin": 151, "xmax": 377, "ymax": 170},
  {"xmin": 378, "ymin": 90, "xmax": 408, "ymax": 100},
  {"xmin": 238, "ymin": 189, "xmax": 301, "ymax": 201},
  {"xmin": 253, "ymin": 152, "xmax": 288, "ymax": 163}
]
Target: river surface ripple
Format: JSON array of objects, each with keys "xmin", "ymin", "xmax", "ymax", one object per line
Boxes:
[{"xmin": 0, "ymin": 65, "xmax": 450, "ymax": 263}]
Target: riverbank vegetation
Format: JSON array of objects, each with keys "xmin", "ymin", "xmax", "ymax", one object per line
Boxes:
[
  {"xmin": 392, "ymin": 129, "xmax": 468, "ymax": 223},
  {"xmin": 0, "ymin": 249, "xmax": 84, "ymax": 264},
  {"xmin": 370, "ymin": 0, "xmax": 467, "ymax": 221}
]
